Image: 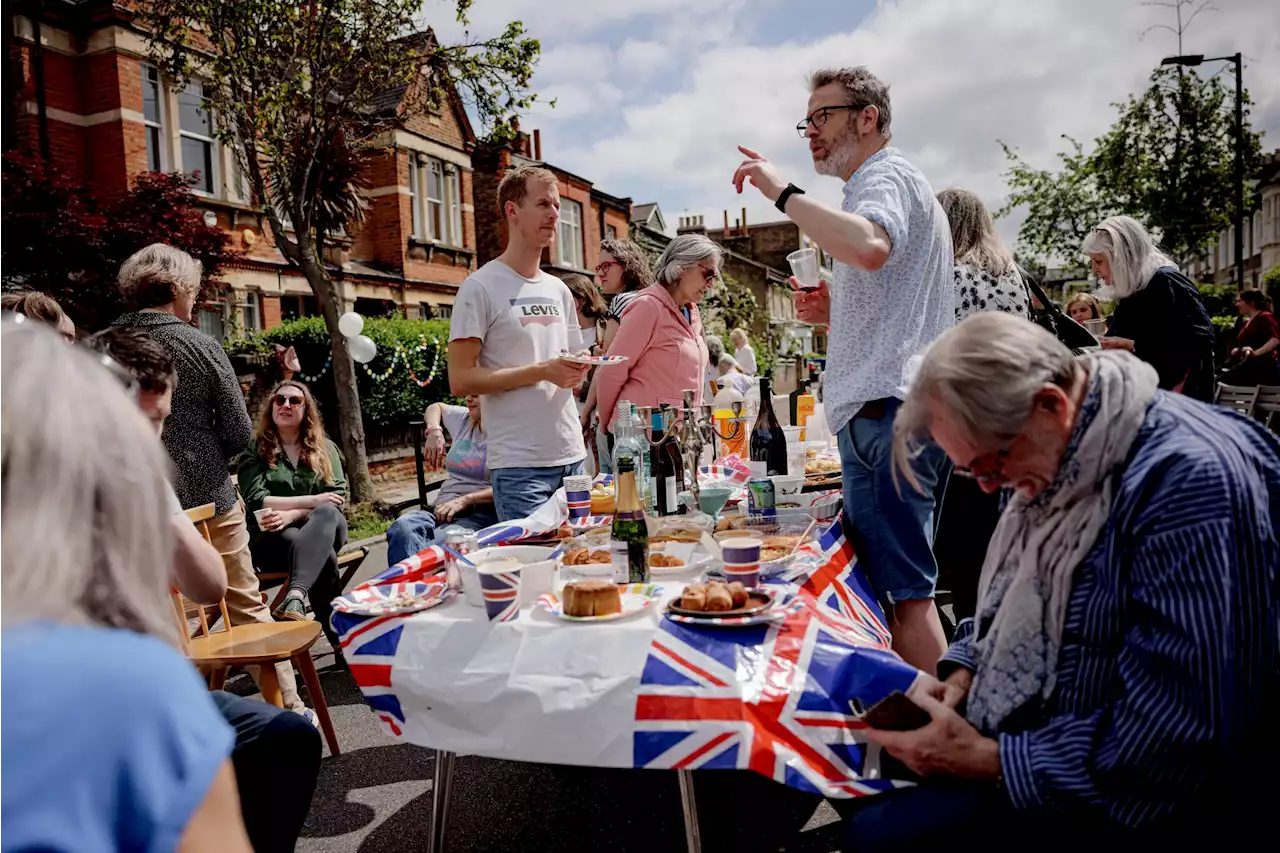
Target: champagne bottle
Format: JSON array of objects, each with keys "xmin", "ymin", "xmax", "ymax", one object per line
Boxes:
[
  {"xmin": 610, "ymin": 457, "xmax": 649, "ymax": 584},
  {"xmin": 750, "ymin": 376, "xmax": 788, "ymax": 475},
  {"xmin": 630, "ymin": 403, "xmax": 652, "ymax": 512},
  {"xmin": 612, "ymin": 400, "xmax": 641, "ymax": 479}
]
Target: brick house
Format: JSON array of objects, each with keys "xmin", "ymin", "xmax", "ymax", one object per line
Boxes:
[
  {"xmin": 471, "ymin": 123, "xmax": 632, "ymax": 280},
  {"xmin": 5, "ymin": 1, "xmax": 479, "ymax": 338}
]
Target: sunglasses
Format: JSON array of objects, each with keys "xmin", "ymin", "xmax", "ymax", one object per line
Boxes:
[
  {"xmin": 274, "ymin": 394, "xmax": 305, "ymax": 408},
  {"xmin": 698, "ymin": 267, "xmax": 720, "ymax": 285}
]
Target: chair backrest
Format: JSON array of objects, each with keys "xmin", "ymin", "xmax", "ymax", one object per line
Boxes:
[
  {"xmin": 1214, "ymin": 383, "xmax": 1261, "ymax": 416},
  {"xmin": 176, "ymin": 503, "xmax": 232, "ymax": 640},
  {"xmin": 1255, "ymin": 385, "xmax": 1280, "ymax": 412}
]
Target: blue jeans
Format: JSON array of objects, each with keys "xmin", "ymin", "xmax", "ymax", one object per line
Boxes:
[
  {"xmin": 386, "ymin": 505, "xmax": 499, "ymax": 566},
  {"xmin": 491, "ymin": 460, "xmax": 585, "ymax": 522},
  {"xmin": 838, "ymin": 398, "xmax": 951, "ymax": 607}
]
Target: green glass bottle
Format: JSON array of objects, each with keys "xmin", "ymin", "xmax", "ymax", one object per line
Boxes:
[{"xmin": 610, "ymin": 457, "xmax": 650, "ymax": 584}]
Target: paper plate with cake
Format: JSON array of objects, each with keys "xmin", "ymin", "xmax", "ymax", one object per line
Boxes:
[{"xmin": 537, "ymin": 580, "xmax": 662, "ymax": 622}]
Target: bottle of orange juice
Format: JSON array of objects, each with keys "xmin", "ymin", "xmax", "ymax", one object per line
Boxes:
[{"xmin": 713, "ymin": 384, "xmax": 748, "ymax": 459}]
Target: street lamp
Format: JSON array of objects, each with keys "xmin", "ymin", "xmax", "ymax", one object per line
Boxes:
[{"xmin": 1162, "ymin": 52, "xmax": 1245, "ymax": 291}]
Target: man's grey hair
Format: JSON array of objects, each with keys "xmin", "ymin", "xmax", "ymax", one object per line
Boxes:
[
  {"xmin": 653, "ymin": 233, "xmax": 723, "ymax": 287},
  {"xmin": 892, "ymin": 313, "xmax": 1082, "ymax": 492},
  {"xmin": 2, "ymin": 320, "xmax": 180, "ymax": 645},
  {"xmin": 717, "ymin": 353, "xmax": 740, "ymax": 370},
  {"xmin": 1080, "ymin": 215, "xmax": 1173, "ymax": 299},
  {"xmin": 809, "ymin": 66, "xmax": 892, "ymax": 137},
  {"xmin": 118, "ymin": 243, "xmax": 203, "ymax": 310}
]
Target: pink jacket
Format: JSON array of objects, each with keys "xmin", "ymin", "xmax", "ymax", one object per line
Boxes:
[{"xmin": 598, "ymin": 285, "xmax": 708, "ymax": 433}]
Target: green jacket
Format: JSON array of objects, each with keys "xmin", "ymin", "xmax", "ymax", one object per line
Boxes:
[{"xmin": 237, "ymin": 438, "xmax": 346, "ymax": 533}]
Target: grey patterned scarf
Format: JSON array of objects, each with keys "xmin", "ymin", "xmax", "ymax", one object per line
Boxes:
[{"xmin": 965, "ymin": 351, "xmax": 1159, "ymax": 733}]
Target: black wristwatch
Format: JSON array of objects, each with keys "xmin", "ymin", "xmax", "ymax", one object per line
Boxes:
[{"xmin": 776, "ymin": 183, "xmax": 805, "ymax": 213}]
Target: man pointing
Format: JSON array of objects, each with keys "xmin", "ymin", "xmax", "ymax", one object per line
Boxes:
[{"xmin": 732, "ymin": 66, "xmax": 954, "ymax": 672}]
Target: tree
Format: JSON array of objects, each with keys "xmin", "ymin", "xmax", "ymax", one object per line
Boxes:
[
  {"xmin": 140, "ymin": 0, "xmax": 544, "ymax": 503},
  {"xmin": 1000, "ymin": 64, "xmax": 1262, "ymax": 266},
  {"xmin": 1, "ymin": 152, "xmax": 232, "ymax": 331}
]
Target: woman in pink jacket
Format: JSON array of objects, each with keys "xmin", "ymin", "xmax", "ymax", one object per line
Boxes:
[{"xmin": 597, "ymin": 234, "xmax": 721, "ymax": 431}]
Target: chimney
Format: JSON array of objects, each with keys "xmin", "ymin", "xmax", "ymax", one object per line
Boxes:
[
  {"xmin": 740, "ymin": 206, "xmax": 748, "ymax": 236},
  {"xmin": 533, "ymin": 129, "xmax": 542, "ymax": 161},
  {"xmin": 723, "ymin": 210, "xmax": 730, "ymax": 237}
]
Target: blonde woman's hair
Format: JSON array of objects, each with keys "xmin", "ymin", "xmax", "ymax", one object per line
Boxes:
[
  {"xmin": 2, "ymin": 320, "xmax": 179, "ymax": 644},
  {"xmin": 936, "ymin": 188, "xmax": 1014, "ymax": 278},
  {"xmin": 1080, "ymin": 215, "xmax": 1174, "ymax": 299},
  {"xmin": 255, "ymin": 380, "xmax": 335, "ymax": 484},
  {"xmin": 118, "ymin": 243, "xmax": 203, "ymax": 310},
  {"xmin": 730, "ymin": 327, "xmax": 749, "ymax": 346},
  {"xmin": 1064, "ymin": 292, "xmax": 1102, "ymax": 320}
]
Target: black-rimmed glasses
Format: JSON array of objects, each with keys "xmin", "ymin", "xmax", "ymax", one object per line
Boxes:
[{"xmin": 796, "ymin": 105, "xmax": 863, "ymax": 137}]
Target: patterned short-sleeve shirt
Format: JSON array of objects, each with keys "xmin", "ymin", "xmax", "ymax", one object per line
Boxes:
[
  {"xmin": 826, "ymin": 147, "xmax": 954, "ymax": 434},
  {"xmin": 953, "ymin": 262, "xmax": 1030, "ymax": 322}
]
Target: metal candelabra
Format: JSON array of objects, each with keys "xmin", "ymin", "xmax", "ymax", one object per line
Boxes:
[{"xmin": 637, "ymin": 393, "xmax": 744, "ymax": 511}]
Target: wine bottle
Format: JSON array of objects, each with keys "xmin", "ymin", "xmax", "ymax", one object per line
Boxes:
[
  {"xmin": 788, "ymin": 357, "xmax": 807, "ymax": 426},
  {"xmin": 630, "ymin": 403, "xmax": 652, "ymax": 513},
  {"xmin": 651, "ymin": 405, "xmax": 682, "ymax": 516},
  {"xmin": 610, "ymin": 457, "xmax": 649, "ymax": 584},
  {"xmin": 750, "ymin": 376, "xmax": 788, "ymax": 475}
]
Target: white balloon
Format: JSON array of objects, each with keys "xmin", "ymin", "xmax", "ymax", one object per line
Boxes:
[
  {"xmin": 338, "ymin": 311, "xmax": 364, "ymax": 339},
  {"xmin": 349, "ymin": 334, "xmax": 377, "ymax": 364}
]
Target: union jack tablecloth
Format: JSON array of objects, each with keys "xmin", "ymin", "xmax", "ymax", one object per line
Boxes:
[{"xmin": 331, "ymin": 520, "xmax": 923, "ymax": 798}]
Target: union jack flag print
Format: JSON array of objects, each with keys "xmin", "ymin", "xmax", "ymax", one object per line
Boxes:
[{"xmin": 634, "ymin": 521, "xmax": 920, "ymax": 797}]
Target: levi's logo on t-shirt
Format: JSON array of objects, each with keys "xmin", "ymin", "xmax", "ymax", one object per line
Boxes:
[{"xmin": 509, "ymin": 296, "xmax": 563, "ymax": 327}]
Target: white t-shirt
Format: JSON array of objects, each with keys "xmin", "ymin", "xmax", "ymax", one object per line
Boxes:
[{"xmin": 450, "ymin": 260, "xmax": 586, "ymax": 470}]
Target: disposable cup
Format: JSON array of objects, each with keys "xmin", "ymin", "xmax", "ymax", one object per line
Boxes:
[
  {"xmin": 566, "ymin": 489, "xmax": 592, "ymax": 518},
  {"xmin": 518, "ymin": 559, "xmax": 556, "ymax": 604},
  {"xmin": 787, "ymin": 248, "xmax": 820, "ymax": 290},
  {"xmin": 459, "ymin": 561, "xmax": 484, "ymax": 606},
  {"xmin": 477, "ymin": 559, "xmax": 523, "ymax": 622},
  {"xmin": 564, "ymin": 475, "xmax": 593, "ymax": 494},
  {"xmin": 253, "ymin": 508, "xmax": 273, "ymax": 527},
  {"xmin": 720, "ymin": 536, "xmax": 763, "ymax": 588}
]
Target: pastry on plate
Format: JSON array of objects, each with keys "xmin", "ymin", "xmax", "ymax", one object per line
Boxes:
[
  {"xmin": 563, "ymin": 580, "xmax": 622, "ymax": 617},
  {"xmin": 726, "ymin": 581, "xmax": 748, "ymax": 608},
  {"xmin": 680, "ymin": 582, "xmax": 707, "ymax": 611},
  {"xmin": 704, "ymin": 583, "xmax": 733, "ymax": 611},
  {"xmin": 649, "ymin": 553, "xmax": 685, "ymax": 568}
]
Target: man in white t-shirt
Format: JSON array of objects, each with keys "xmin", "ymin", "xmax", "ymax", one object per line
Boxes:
[{"xmin": 448, "ymin": 165, "xmax": 590, "ymax": 521}]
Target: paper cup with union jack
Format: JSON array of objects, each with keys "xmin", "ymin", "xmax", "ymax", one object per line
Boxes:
[
  {"xmin": 720, "ymin": 536, "xmax": 762, "ymax": 588},
  {"xmin": 566, "ymin": 490, "xmax": 592, "ymax": 518},
  {"xmin": 477, "ymin": 559, "xmax": 523, "ymax": 622}
]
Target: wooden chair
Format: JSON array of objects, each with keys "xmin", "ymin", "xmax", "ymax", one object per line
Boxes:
[
  {"xmin": 1255, "ymin": 385, "xmax": 1280, "ymax": 432},
  {"xmin": 1214, "ymin": 383, "xmax": 1261, "ymax": 417},
  {"xmin": 180, "ymin": 504, "xmax": 341, "ymax": 755}
]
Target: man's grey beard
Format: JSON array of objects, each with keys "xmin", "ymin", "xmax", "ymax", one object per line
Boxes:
[{"xmin": 813, "ymin": 126, "xmax": 861, "ymax": 177}]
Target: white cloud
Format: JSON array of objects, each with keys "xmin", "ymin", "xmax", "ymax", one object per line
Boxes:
[
  {"xmin": 425, "ymin": 0, "xmax": 1279, "ymax": 248},
  {"xmin": 509, "ymin": 0, "xmax": 1280, "ymax": 247}
]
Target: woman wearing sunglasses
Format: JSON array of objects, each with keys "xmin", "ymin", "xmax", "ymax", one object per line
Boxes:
[
  {"xmin": 596, "ymin": 234, "xmax": 719, "ymax": 433},
  {"xmin": 238, "ymin": 381, "xmax": 348, "ymax": 643}
]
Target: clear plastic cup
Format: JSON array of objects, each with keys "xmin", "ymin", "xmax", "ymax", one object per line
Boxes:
[{"xmin": 787, "ymin": 248, "xmax": 820, "ymax": 290}]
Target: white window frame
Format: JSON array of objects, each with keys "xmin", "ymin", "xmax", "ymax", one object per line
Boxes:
[
  {"xmin": 237, "ymin": 292, "xmax": 261, "ymax": 335},
  {"xmin": 435, "ymin": 303, "xmax": 452, "ymax": 319},
  {"xmin": 444, "ymin": 162, "xmax": 462, "ymax": 246},
  {"xmin": 558, "ymin": 198, "xmax": 584, "ymax": 269},
  {"xmin": 140, "ymin": 63, "xmax": 166, "ymax": 172},
  {"xmin": 178, "ymin": 79, "xmax": 218, "ymax": 196},
  {"xmin": 426, "ymin": 158, "xmax": 445, "ymax": 241},
  {"xmin": 408, "ymin": 157, "xmax": 422, "ymax": 238},
  {"xmin": 197, "ymin": 305, "xmax": 226, "ymax": 342},
  {"xmin": 409, "ymin": 155, "xmax": 463, "ymax": 246}
]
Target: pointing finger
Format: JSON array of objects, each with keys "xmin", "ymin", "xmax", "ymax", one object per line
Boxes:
[{"xmin": 738, "ymin": 144, "xmax": 764, "ymax": 160}]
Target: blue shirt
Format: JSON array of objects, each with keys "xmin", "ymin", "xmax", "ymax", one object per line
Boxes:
[
  {"xmin": 825, "ymin": 147, "xmax": 954, "ymax": 434},
  {"xmin": 940, "ymin": 392, "xmax": 1280, "ymax": 828},
  {"xmin": 2, "ymin": 623, "xmax": 235, "ymax": 853}
]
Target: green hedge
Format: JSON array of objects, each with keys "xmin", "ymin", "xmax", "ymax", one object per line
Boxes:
[{"xmin": 226, "ymin": 316, "xmax": 455, "ymax": 430}]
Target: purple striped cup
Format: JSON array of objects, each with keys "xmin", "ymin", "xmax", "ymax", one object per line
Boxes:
[
  {"xmin": 566, "ymin": 489, "xmax": 592, "ymax": 519},
  {"xmin": 720, "ymin": 537, "xmax": 762, "ymax": 588},
  {"xmin": 477, "ymin": 559, "xmax": 523, "ymax": 622}
]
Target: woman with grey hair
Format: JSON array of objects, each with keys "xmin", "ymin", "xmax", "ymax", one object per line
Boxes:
[
  {"xmin": 596, "ymin": 234, "xmax": 720, "ymax": 429},
  {"xmin": 1, "ymin": 319, "xmax": 254, "ymax": 851},
  {"xmin": 1081, "ymin": 215, "xmax": 1214, "ymax": 400},
  {"xmin": 839, "ymin": 311, "xmax": 1280, "ymax": 846}
]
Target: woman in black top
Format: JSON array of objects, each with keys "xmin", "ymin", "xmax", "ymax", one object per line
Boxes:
[{"xmin": 1082, "ymin": 216, "xmax": 1215, "ymax": 401}]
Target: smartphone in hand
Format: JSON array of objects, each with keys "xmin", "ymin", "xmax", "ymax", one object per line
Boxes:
[{"xmin": 858, "ymin": 690, "xmax": 932, "ymax": 732}]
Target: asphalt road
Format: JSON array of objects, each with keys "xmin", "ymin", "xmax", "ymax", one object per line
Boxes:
[{"xmin": 226, "ymin": 541, "xmax": 850, "ymax": 853}]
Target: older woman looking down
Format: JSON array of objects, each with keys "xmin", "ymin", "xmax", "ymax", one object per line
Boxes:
[
  {"xmin": 838, "ymin": 312, "xmax": 1280, "ymax": 850},
  {"xmin": 596, "ymin": 234, "xmax": 718, "ymax": 427},
  {"xmin": 1082, "ymin": 216, "xmax": 1214, "ymax": 400}
]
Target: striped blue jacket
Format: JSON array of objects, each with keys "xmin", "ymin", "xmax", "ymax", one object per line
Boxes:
[{"xmin": 940, "ymin": 391, "xmax": 1280, "ymax": 829}]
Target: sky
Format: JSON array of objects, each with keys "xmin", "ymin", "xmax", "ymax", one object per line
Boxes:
[{"xmin": 427, "ymin": 0, "xmax": 1280, "ymax": 249}]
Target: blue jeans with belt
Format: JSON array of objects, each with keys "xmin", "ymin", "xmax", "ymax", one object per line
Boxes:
[
  {"xmin": 838, "ymin": 397, "xmax": 951, "ymax": 608},
  {"xmin": 491, "ymin": 460, "xmax": 586, "ymax": 522}
]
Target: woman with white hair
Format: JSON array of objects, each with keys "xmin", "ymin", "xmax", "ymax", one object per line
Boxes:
[
  {"xmin": 1, "ymin": 320, "xmax": 253, "ymax": 852},
  {"xmin": 840, "ymin": 312, "xmax": 1280, "ymax": 848},
  {"xmin": 111, "ymin": 244, "xmax": 311, "ymax": 716},
  {"xmin": 596, "ymin": 234, "xmax": 719, "ymax": 427},
  {"xmin": 1082, "ymin": 215, "xmax": 1214, "ymax": 401}
]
